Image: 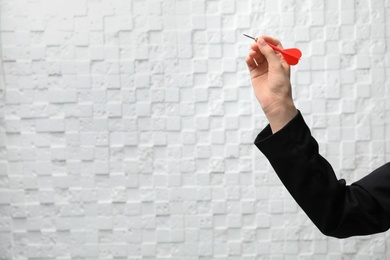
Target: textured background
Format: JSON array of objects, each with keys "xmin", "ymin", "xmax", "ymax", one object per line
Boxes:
[{"xmin": 0, "ymin": 0, "xmax": 390, "ymax": 259}]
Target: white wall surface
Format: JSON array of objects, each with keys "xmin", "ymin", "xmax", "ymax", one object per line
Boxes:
[{"xmin": 1, "ymin": 0, "xmax": 390, "ymax": 259}]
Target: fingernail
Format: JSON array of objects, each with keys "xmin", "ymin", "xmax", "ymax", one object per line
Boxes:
[{"xmin": 258, "ymin": 37, "xmax": 267, "ymax": 46}]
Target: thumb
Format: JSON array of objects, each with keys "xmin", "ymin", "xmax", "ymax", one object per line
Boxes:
[{"xmin": 257, "ymin": 36, "xmax": 281, "ymax": 68}]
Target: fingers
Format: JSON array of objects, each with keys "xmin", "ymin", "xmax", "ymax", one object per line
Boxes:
[
  {"xmin": 260, "ymin": 36, "xmax": 290, "ymax": 68},
  {"xmin": 246, "ymin": 52, "xmax": 267, "ymax": 72},
  {"xmin": 246, "ymin": 43, "xmax": 265, "ymax": 70},
  {"xmin": 245, "ymin": 55, "xmax": 257, "ymax": 71},
  {"xmin": 261, "ymin": 35, "xmax": 284, "ymax": 49},
  {"xmin": 249, "ymin": 44, "xmax": 266, "ymax": 61},
  {"xmin": 256, "ymin": 36, "xmax": 282, "ymax": 68},
  {"xmin": 246, "ymin": 35, "xmax": 288, "ymax": 71}
]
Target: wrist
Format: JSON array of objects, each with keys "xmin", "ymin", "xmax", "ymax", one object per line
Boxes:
[{"xmin": 264, "ymin": 102, "xmax": 298, "ymax": 133}]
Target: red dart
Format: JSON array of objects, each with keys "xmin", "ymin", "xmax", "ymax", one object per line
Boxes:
[{"xmin": 243, "ymin": 34, "xmax": 302, "ymax": 66}]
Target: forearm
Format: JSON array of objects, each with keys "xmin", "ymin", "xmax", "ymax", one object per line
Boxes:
[{"xmin": 255, "ymin": 111, "xmax": 390, "ymax": 238}]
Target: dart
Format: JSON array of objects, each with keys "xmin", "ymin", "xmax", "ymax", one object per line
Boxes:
[{"xmin": 243, "ymin": 34, "xmax": 302, "ymax": 66}]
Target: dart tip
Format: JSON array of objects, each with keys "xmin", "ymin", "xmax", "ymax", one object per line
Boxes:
[{"xmin": 243, "ymin": 34, "xmax": 257, "ymax": 41}]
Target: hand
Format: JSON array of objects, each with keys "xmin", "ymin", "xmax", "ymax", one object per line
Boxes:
[{"xmin": 246, "ymin": 35, "xmax": 298, "ymax": 133}]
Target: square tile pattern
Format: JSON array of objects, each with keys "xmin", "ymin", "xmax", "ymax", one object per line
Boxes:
[{"xmin": 0, "ymin": 0, "xmax": 390, "ymax": 259}]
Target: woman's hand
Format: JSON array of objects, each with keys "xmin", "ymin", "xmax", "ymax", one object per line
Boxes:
[{"xmin": 246, "ymin": 35, "xmax": 298, "ymax": 133}]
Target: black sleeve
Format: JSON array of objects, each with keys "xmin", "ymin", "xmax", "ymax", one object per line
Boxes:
[{"xmin": 254, "ymin": 111, "xmax": 390, "ymax": 238}]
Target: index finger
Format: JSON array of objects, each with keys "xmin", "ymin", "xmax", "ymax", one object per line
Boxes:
[{"xmin": 261, "ymin": 35, "xmax": 284, "ymax": 50}]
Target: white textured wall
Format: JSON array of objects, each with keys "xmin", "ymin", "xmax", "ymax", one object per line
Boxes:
[{"xmin": 1, "ymin": 0, "xmax": 390, "ymax": 259}]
